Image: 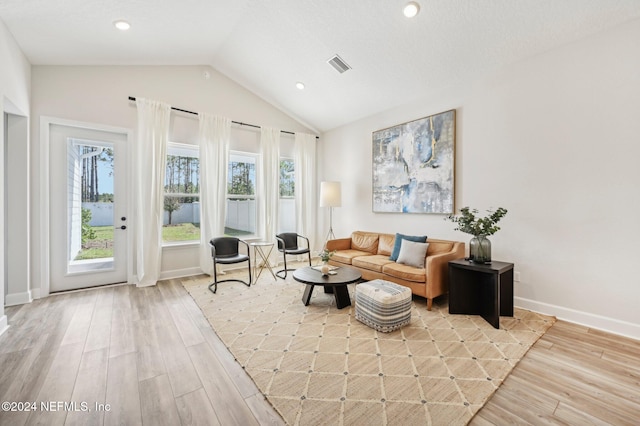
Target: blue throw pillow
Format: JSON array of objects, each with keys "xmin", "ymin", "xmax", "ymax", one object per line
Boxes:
[{"xmin": 390, "ymin": 233, "xmax": 427, "ymax": 261}]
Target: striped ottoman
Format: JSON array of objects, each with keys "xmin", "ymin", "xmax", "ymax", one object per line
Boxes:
[{"xmin": 355, "ymin": 280, "xmax": 411, "ymax": 332}]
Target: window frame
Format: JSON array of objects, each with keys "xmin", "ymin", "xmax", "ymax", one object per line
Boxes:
[
  {"xmin": 226, "ymin": 150, "xmax": 259, "ymax": 238},
  {"xmin": 162, "ymin": 141, "xmax": 201, "ymax": 246},
  {"xmin": 279, "ymin": 157, "xmax": 295, "ymax": 199}
]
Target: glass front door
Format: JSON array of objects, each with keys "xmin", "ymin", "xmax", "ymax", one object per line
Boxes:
[{"xmin": 49, "ymin": 124, "xmax": 128, "ymax": 292}]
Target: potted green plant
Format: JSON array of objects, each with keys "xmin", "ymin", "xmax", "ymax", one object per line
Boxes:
[
  {"xmin": 317, "ymin": 249, "xmax": 336, "ymax": 276},
  {"xmin": 319, "ymin": 248, "xmax": 336, "ymax": 264},
  {"xmin": 446, "ymin": 207, "xmax": 507, "ymax": 263}
]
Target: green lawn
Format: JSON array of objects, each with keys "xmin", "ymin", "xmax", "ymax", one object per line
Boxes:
[
  {"xmin": 163, "ymin": 223, "xmax": 200, "ymax": 242},
  {"xmin": 75, "ymin": 223, "xmax": 252, "ymax": 260},
  {"xmin": 224, "ymin": 227, "xmax": 252, "ymax": 237},
  {"xmin": 75, "ymin": 226, "xmax": 114, "ymax": 260}
]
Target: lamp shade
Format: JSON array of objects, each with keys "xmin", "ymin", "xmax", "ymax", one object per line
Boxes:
[{"xmin": 320, "ymin": 181, "xmax": 342, "ymax": 207}]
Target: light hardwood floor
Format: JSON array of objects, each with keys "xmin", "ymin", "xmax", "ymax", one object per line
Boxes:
[
  {"xmin": 1, "ymin": 279, "xmax": 638, "ymax": 425},
  {"xmin": 471, "ymin": 320, "xmax": 640, "ymax": 425},
  {"xmin": 0, "ymin": 279, "xmax": 284, "ymax": 426}
]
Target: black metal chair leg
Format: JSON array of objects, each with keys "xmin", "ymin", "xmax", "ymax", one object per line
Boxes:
[
  {"xmin": 208, "ymin": 262, "xmax": 219, "ymax": 294},
  {"xmin": 276, "ymin": 252, "xmax": 289, "ymax": 279},
  {"xmin": 275, "ymin": 251, "xmax": 312, "ymax": 280},
  {"xmin": 208, "ymin": 261, "xmax": 252, "ymax": 294}
]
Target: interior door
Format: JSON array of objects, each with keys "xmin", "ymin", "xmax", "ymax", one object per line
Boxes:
[{"xmin": 49, "ymin": 123, "xmax": 128, "ymax": 292}]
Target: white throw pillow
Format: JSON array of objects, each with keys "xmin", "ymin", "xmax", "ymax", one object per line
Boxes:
[{"xmin": 396, "ymin": 239, "xmax": 429, "ymax": 268}]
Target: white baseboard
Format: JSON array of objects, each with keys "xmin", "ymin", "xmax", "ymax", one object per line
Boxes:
[
  {"xmin": 4, "ymin": 290, "xmax": 33, "ymax": 306},
  {"xmin": 159, "ymin": 267, "xmax": 205, "ymax": 281},
  {"xmin": 0, "ymin": 315, "xmax": 8, "ymax": 337},
  {"xmin": 515, "ymin": 296, "xmax": 640, "ymax": 341}
]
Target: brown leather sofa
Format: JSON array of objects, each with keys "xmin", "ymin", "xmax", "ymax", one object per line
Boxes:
[{"xmin": 326, "ymin": 231, "xmax": 464, "ymax": 310}]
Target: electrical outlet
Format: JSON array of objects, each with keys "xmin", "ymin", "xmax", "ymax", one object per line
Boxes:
[{"xmin": 514, "ymin": 271, "xmax": 521, "ymax": 282}]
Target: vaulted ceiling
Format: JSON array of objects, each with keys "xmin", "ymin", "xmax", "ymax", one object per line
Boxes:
[{"xmin": 2, "ymin": 0, "xmax": 639, "ymax": 132}]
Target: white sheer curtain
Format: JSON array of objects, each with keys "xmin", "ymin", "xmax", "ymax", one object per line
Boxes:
[
  {"xmin": 259, "ymin": 127, "xmax": 281, "ymax": 265},
  {"xmin": 134, "ymin": 98, "xmax": 170, "ymax": 287},
  {"xmin": 198, "ymin": 113, "xmax": 231, "ymax": 275},
  {"xmin": 294, "ymin": 132, "xmax": 317, "ymax": 251}
]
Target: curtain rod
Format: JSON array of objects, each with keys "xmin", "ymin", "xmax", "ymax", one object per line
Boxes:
[{"xmin": 128, "ymin": 96, "xmax": 318, "ymax": 139}]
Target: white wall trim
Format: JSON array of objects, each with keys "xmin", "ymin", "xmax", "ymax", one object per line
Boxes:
[
  {"xmin": 31, "ymin": 287, "xmax": 43, "ymax": 300},
  {"xmin": 515, "ymin": 296, "xmax": 640, "ymax": 341},
  {"xmin": 4, "ymin": 290, "xmax": 32, "ymax": 306},
  {"xmin": 159, "ymin": 267, "xmax": 205, "ymax": 281},
  {"xmin": 0, "ymin": 315, "xmax": 7, "ymax": 336},
  {"xmin": 157, "ymin": 261, "xmax": 278, "ymax": 282},
  {"xmin": 38, "ymin": 118, "xmax": 50, "ymax": 298}
]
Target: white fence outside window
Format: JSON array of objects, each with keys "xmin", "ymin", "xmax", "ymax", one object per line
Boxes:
[{"xmin": 83, "ymin": 198, "xmax": 295, "ymax": 234}]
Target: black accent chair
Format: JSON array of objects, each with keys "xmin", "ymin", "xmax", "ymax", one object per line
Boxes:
[
  {"xmin": 208, "ymin": 237, "xmax": 252, "ymax": 294},
  {"xmin": 275, "ymin": 233, "xmax": 311, "ymax": 279}
]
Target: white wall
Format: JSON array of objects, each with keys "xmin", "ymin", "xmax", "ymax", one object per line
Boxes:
[
  {"xmin": 0, "ymin": 19, "xmax": 31, "ymax": 334},
  {"xmin": 321, "ymin": 19, "xmax": 640, "ymax": 339},
  {"xmin": 30, "ymin": 65, "xmax": 313, "ymax": 288}
]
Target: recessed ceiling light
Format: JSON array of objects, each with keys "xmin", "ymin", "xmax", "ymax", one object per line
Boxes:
[
  {"xmin": 296, "ymin": 82, "xmax": 305, "ymax": 90},
  {"xmin": 403, "ymin": 2, "xmax": 420, "ymax": 18},
  {"xmin": 113, "ymin": 20, "xmax": 131, "ymax": 31}
]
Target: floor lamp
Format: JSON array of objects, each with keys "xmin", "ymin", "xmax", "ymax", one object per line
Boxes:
[{"xmin": 320, "ymin": 181, "xmax": 341, "ymax": 246}]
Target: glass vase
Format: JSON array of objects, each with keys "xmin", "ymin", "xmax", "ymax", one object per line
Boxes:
[{"xmin": 469, "ymin": 235, "xmax": 491, "ymax": 264}]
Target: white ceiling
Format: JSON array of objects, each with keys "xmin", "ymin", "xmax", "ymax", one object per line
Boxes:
[{"xmin": 2, "ymin": 0, "xmax": 640, "ymax": 132}]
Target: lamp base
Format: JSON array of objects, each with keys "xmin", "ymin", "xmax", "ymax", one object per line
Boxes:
[{"xmin": 323, "ymin": 227, "xmax": 336, "ymax": 248}]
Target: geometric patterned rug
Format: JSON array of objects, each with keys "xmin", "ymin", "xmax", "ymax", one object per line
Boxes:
[{"xmin": 182, "ymin": 267, "xmax": 555, "ymax": 425}]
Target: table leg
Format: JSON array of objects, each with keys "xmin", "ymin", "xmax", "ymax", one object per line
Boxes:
[
  {"xmin": 262, "ymin": 245, "xmax": 277, "ymax": 280},
  {"xmin": 499, "ymin": 269, "xmax": 514, "ymax": 317},
  {"xmin": 253, "ymin": 246, "xmax": 260, "ymax": 280},
  {"xmin": 254, "ymin": 245, "xmax": 277, "ymax": 281},
  {"xmin": 333, "ymin": 285, "xmax": 351, "ymax": 309},
  {"xmin": 479, "ymin": 273, "xmax": 500, "ymax": 329},
  {"xmin": 302, "ymin": 284, "xmax": 314, "ymax": 306}
]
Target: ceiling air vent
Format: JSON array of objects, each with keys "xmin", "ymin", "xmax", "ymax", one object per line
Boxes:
[{"xmin": 327, "ymin": 54, "xmax": 352, "ymax": 74}]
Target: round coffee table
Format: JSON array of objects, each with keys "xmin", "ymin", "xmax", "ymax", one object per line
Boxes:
[{"xmin": 292, "ymin": 266, "xmax": 362, "ymax": 309}]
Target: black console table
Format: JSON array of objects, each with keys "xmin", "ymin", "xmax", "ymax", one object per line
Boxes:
[{"xmin": 448, "ymin": 259, "xmax": 514, "ymax": 329}]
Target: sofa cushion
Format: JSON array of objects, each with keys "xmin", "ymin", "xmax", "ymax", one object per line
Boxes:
[
  {"xmin": 351, "ymin": 231, "xmax": 379, "ymax": 254},
  {"xmin": 390, "ymin": 233, "xmax": 427, "ymax": 261},
  {"xmin": 352, "ymin": 254, "xmax": 395, "ymax": 273},
  {"xmin": 382, "ymin": 262, "xmax": 426, "ymax": 283},
  {"xmin": 426, "ymin": 240, "xmax": 454, "ymax": 255},
  {"xmin": 396, "ymin": 240, "xmax": 429, "ymax": 268},
  {"xmin": 377, "ymin": 234, "xmax": 395, "ymax": 256},
  {"xmin": 332, "ymin": 249, "xmax": 371, "ymax": 265}
]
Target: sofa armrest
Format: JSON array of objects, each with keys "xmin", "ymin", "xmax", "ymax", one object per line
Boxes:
[
  {"xmin": 425, "ymin": 242, "xmax": 465, "ymax": 298},
  {"xmin": 326, "ymin": 238, "xmax": 352, "ymax": 251}
]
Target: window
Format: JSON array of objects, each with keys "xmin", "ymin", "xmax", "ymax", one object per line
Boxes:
[
  {"xmin": 226, "ymin": 152, "xmax": 257, "ymax": 236},
  {"xmin": 222, "ymin": 154, "xmax": 296, "ymax": 237},
  {"xmin": 163, "ymin": 143, "xmax": 200, "ymax": 243},
  {"xmin": 280, "ymin": 158, "xmax": 295, "ymax": 197},
  {"xmin": 279, "ymin": 158, "xmax": 296, "ymax": 232}
]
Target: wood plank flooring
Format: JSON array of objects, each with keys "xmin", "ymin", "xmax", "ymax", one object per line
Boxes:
[
  {"xmin": 0, "ymin": 280, "xmax": 283, "ymax": 426},
  {"xmin": 471, "ymin": 320, "xmax": 640, "ymax": 425},
  {"xmin": 1, "ymin": 278, "xmax": 638, "ymax": 425}
]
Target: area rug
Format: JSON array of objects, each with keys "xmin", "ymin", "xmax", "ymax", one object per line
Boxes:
[{"xmin": 182, "ymin": 266, "xmax": 555, "ymax": 425}]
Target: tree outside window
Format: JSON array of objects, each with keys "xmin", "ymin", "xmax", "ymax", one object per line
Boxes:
[
  {"xmin": 280, "ymin": 159, "xmax": 295, "ymax": 197},
  {"xmin": 163, "ymin": 143, "xmax": 200, "ymax": 243},
  {"xmin": 279, "ymin": 158, "xmax": 296, "ymax": 233},
  {"xmin": 226, "ymin": 153, "xmax": 257, "ymax": 236}
]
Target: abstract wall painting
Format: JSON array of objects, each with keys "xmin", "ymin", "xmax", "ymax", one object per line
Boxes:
[{"xmin": 372, "ymin": 109, "xmax": 455, "ymax": 214}]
